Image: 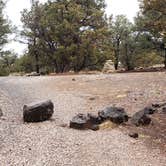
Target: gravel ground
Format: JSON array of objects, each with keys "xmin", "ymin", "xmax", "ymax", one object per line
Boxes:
[{"xmin": 0, "ymin": 72, "xmax": 166, "ymax": 166}]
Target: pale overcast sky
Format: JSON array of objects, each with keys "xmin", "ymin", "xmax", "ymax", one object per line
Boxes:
[{"xmin": 4, "ymin": 0, "xmax": 139, "ymax": 55}]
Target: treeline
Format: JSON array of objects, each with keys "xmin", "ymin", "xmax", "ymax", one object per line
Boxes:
[{"xmin": 0, "ymin": 0, "xmax": 165, "ymax": 75}]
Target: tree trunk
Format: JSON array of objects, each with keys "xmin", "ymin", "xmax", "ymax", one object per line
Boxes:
[
  {"xmin": 164, "ymin": 48, "xmax": 166, "ymax": 69},
  {"xmin": 114, "ymin": 39, "xmax": 120, "ymax": 70},
  {"xmin": 125, "ymin": 42, "xmax": 129, "ymax": 70},
  {"xmin": 34, "ymin": 52, "xmax": 40, "ymax": 73}
]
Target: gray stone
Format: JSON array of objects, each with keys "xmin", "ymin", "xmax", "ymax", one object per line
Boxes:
[
  {"xmin": 70, "ymin": 113, "xmax": 103, "ymax": 130},
  {"xmin": 143, "ymin": 107, "xmax": 156, "ymax": 115},
  {"xmin": 23, "ymin": 100, "xmax": 54, "ymax": 122},
  {"xmin": 98, "ymin": 107, "xmax": 128, "ymax": 124},
  {"xmin": 102, "ymin": 60, "xmax": 115, "ymax": 73},
  {"xmin": 162, "ymin": 107, "xmax": 166, "ymax": 114},
  {"xmin": 90, "ymin": 125, "xmax": 100, "ymax": 131},
  {"xmin": 87, "ymin": 113, "xmax": 102, "ymax": 124},
  {"xmin": 70, "ymin": 114, "xmax": 91, "ymax": 130},
  {"xmin": 131, "ymin": 110, "xmax": 151, "ymax": 126}
]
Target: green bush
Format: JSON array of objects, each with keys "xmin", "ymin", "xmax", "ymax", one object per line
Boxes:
[
  {"xmin": 134, "ymin": 51, "xmax": 164, "ymax": 68},
  {"xmin": 0, "ymin": 67, "xmax": 9, "ymax": 76}
]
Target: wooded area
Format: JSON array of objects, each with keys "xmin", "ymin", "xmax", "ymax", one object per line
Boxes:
[{"xmin": 0, "ymin": 0, "xmax": 165, "ymax": 75}]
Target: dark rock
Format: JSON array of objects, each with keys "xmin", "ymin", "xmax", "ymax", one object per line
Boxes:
[
  {"xmin": 72, "ymin": 78, "xmax": 76, "ymax": 81},
  {"xmin": 87, "ymin": 113, "xmax": 102, "ymax": 124},
  {"xmin": 70, "ymin": 113, "xmax": 103, "ymax": 130},
  {"xmin": 131, "ymin": 110, "xmax": 151, "ymax": 126},
  {"xmin": 129, "ymin": 132, "xmax": 139, "ymax": 138},
  {"xmin": 90, "ymin": 125, "xmax": 100, "ymax": 131},
  {"xmin": 89, "ymin": 97, "xmax": 96, "ymax": 101},
  {"xmin": 152, "ymin": 102, "xmax": 166, "ymax": 108},
  {"xmin": 70, "ymin": 114, "xmax": 91, "ymax": 130},
  {"xmin": 98, "ymin": 107, "xmax": 128, "ymax": 124},
  {"xmin": 162, "ymin": 107, "xmax": 166, "ymax": 114},
  {"xmin": 143, "ymin": 107, "xmax": 156, "ymax": 115},
  {"xmin": 23, "ymin": 100, "xmax": 54, "ymax": 122},
  {"xmin": 0, "ymin": 108, "xmax": 3, "ymax": 117},
  {"xmin": 130, "ymin": 106, "xmax": 156, "ymax": 126},
  {"xmin": 152, "ymin": 103, "xmax": 161, "ymax": 108}
]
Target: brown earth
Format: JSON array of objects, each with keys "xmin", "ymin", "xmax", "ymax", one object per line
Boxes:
[{"xmin": 0, "ymin": 72, "xmax": 166, "ymax": 165}]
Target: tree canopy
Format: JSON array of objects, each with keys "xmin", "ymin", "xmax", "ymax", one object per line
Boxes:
[
  {"xmin": 0, "ymin": 0, "xmax": 165, "ymax": 75},
  {"xmin": 21, "ymin": 0, "xmax": 109, "ymax": 73},
  {"xmin": 138, "ymin": 0, "xmax": 166, "ymax": 67},
  {"xmin": 0, "ymin": 0, "xmax": 10, "ymax": 54}
]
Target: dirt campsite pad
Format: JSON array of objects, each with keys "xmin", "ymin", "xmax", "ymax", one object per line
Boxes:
[{"xmin": 0, "ymin": 72, "xmax": 166, "ymax": 165}]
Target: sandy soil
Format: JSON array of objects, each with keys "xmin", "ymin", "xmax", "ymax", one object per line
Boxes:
[{"xmin": 0, "ymin": 72, "xmax": 166, "ymax": 166}]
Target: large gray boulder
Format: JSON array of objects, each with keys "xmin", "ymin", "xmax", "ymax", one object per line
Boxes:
[
  {"xmin": 102, "ymin": 60, "xmax": 115, "ymax": 73},
  {"xmin": 98, "ymin": 107, "xmax": 128, "ymax": 124},
  {"xmin": 23, "ymin": 100, "xmax": 54, "ymax": 122}
]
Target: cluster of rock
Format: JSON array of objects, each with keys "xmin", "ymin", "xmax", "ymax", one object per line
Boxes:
[
  {"xmin": 102, "ymin": 60, "xmax": 115, "ymax": 73},
  {"xmin": 70, "ymin": 103, "xmax": 166, "ymax": 131},
  {"xmin": 1, "ymin": 99, "xmax": 165, "ymax": 136},
  {"xmin": 102, "ymin": 60, "xmax": 124, "ymax": 73},
  {"xmin": 70, "ymin": 107, "xmax": 129, "ymax": 130}
]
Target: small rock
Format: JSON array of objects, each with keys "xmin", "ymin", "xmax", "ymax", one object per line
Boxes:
[
  {"xmin": 129, "ymin": 132, "xmax": 139, "ymax": 138},
  {"xmin": 162, "ymin": 107, "xmax": 166, "ymax": 114},
  {"xmin": 89, "ymin": 97, "xmax": 96, "ymax": 101},
  {"xmin": 131, "ymin": 110, "xmax": 151, "ymax": 126},
  {"xmin": 152, "ymin": 102, "xmax": 166, "ymax": 108},
  {"xmin": 87, "ymin": 113, "xmax": 102, "ymax": 124},
  {"xmin": 152, "ymin": 103, "xmax": 161, "ymax": 108},
  {"xmin": 98, "ymin": 107, "xmax": 128, "ymax": 124},
  {"xmin": 0, "ymin": 108, "xmax": 3, "ymax": 117},
  {"xmin": 143, "ymin": 107, "xmax": 156, "ymax": 115},
  {"xmin": 23, "ymin": 100, "xmax": 54, "ymax": 122},
  {"xmin": 91, "ymin": 125, "xmax": 100, "ymax": 131},
  {"xmin": 72, "ymin": 78, "xmax": 76, "ymax": 81},
  {"xmin": 60, "ymin": 123, "xmax": 68, "ymax": 127},
  {"xmin": 70, "ymin": 114, "xmax": 91, "ymax": 130}
]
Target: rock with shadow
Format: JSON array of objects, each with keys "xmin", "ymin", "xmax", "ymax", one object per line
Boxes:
[
  {"xmin": 70, "ymin": 114, "xmax": 91, "ymax": 130},
  {"xmin": 130, "ymin": 107, "xmax": 155, "ymax": 126},
  {"xmin": 23, "ymin": 100, "xmax": 54, "ymax": 122},
  {"xmin": 98, "ymin": 107, "xmax": 128, "ymax": 124}
]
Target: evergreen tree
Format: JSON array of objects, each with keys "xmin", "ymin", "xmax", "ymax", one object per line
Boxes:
[
  {"xmin": 0, "ymin": 0, "xmax": 10, "ymax": 54},
  {"xmin": 109, "ymin": 15, "xmax": 133, "ymax": 70},
  {"xmin": 21, "ymin": 0, "xmax": 108, "ymax": 73},
  {"xmin": 139, "ymin": 0, "xmax": 166, "ymax": 68}
]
